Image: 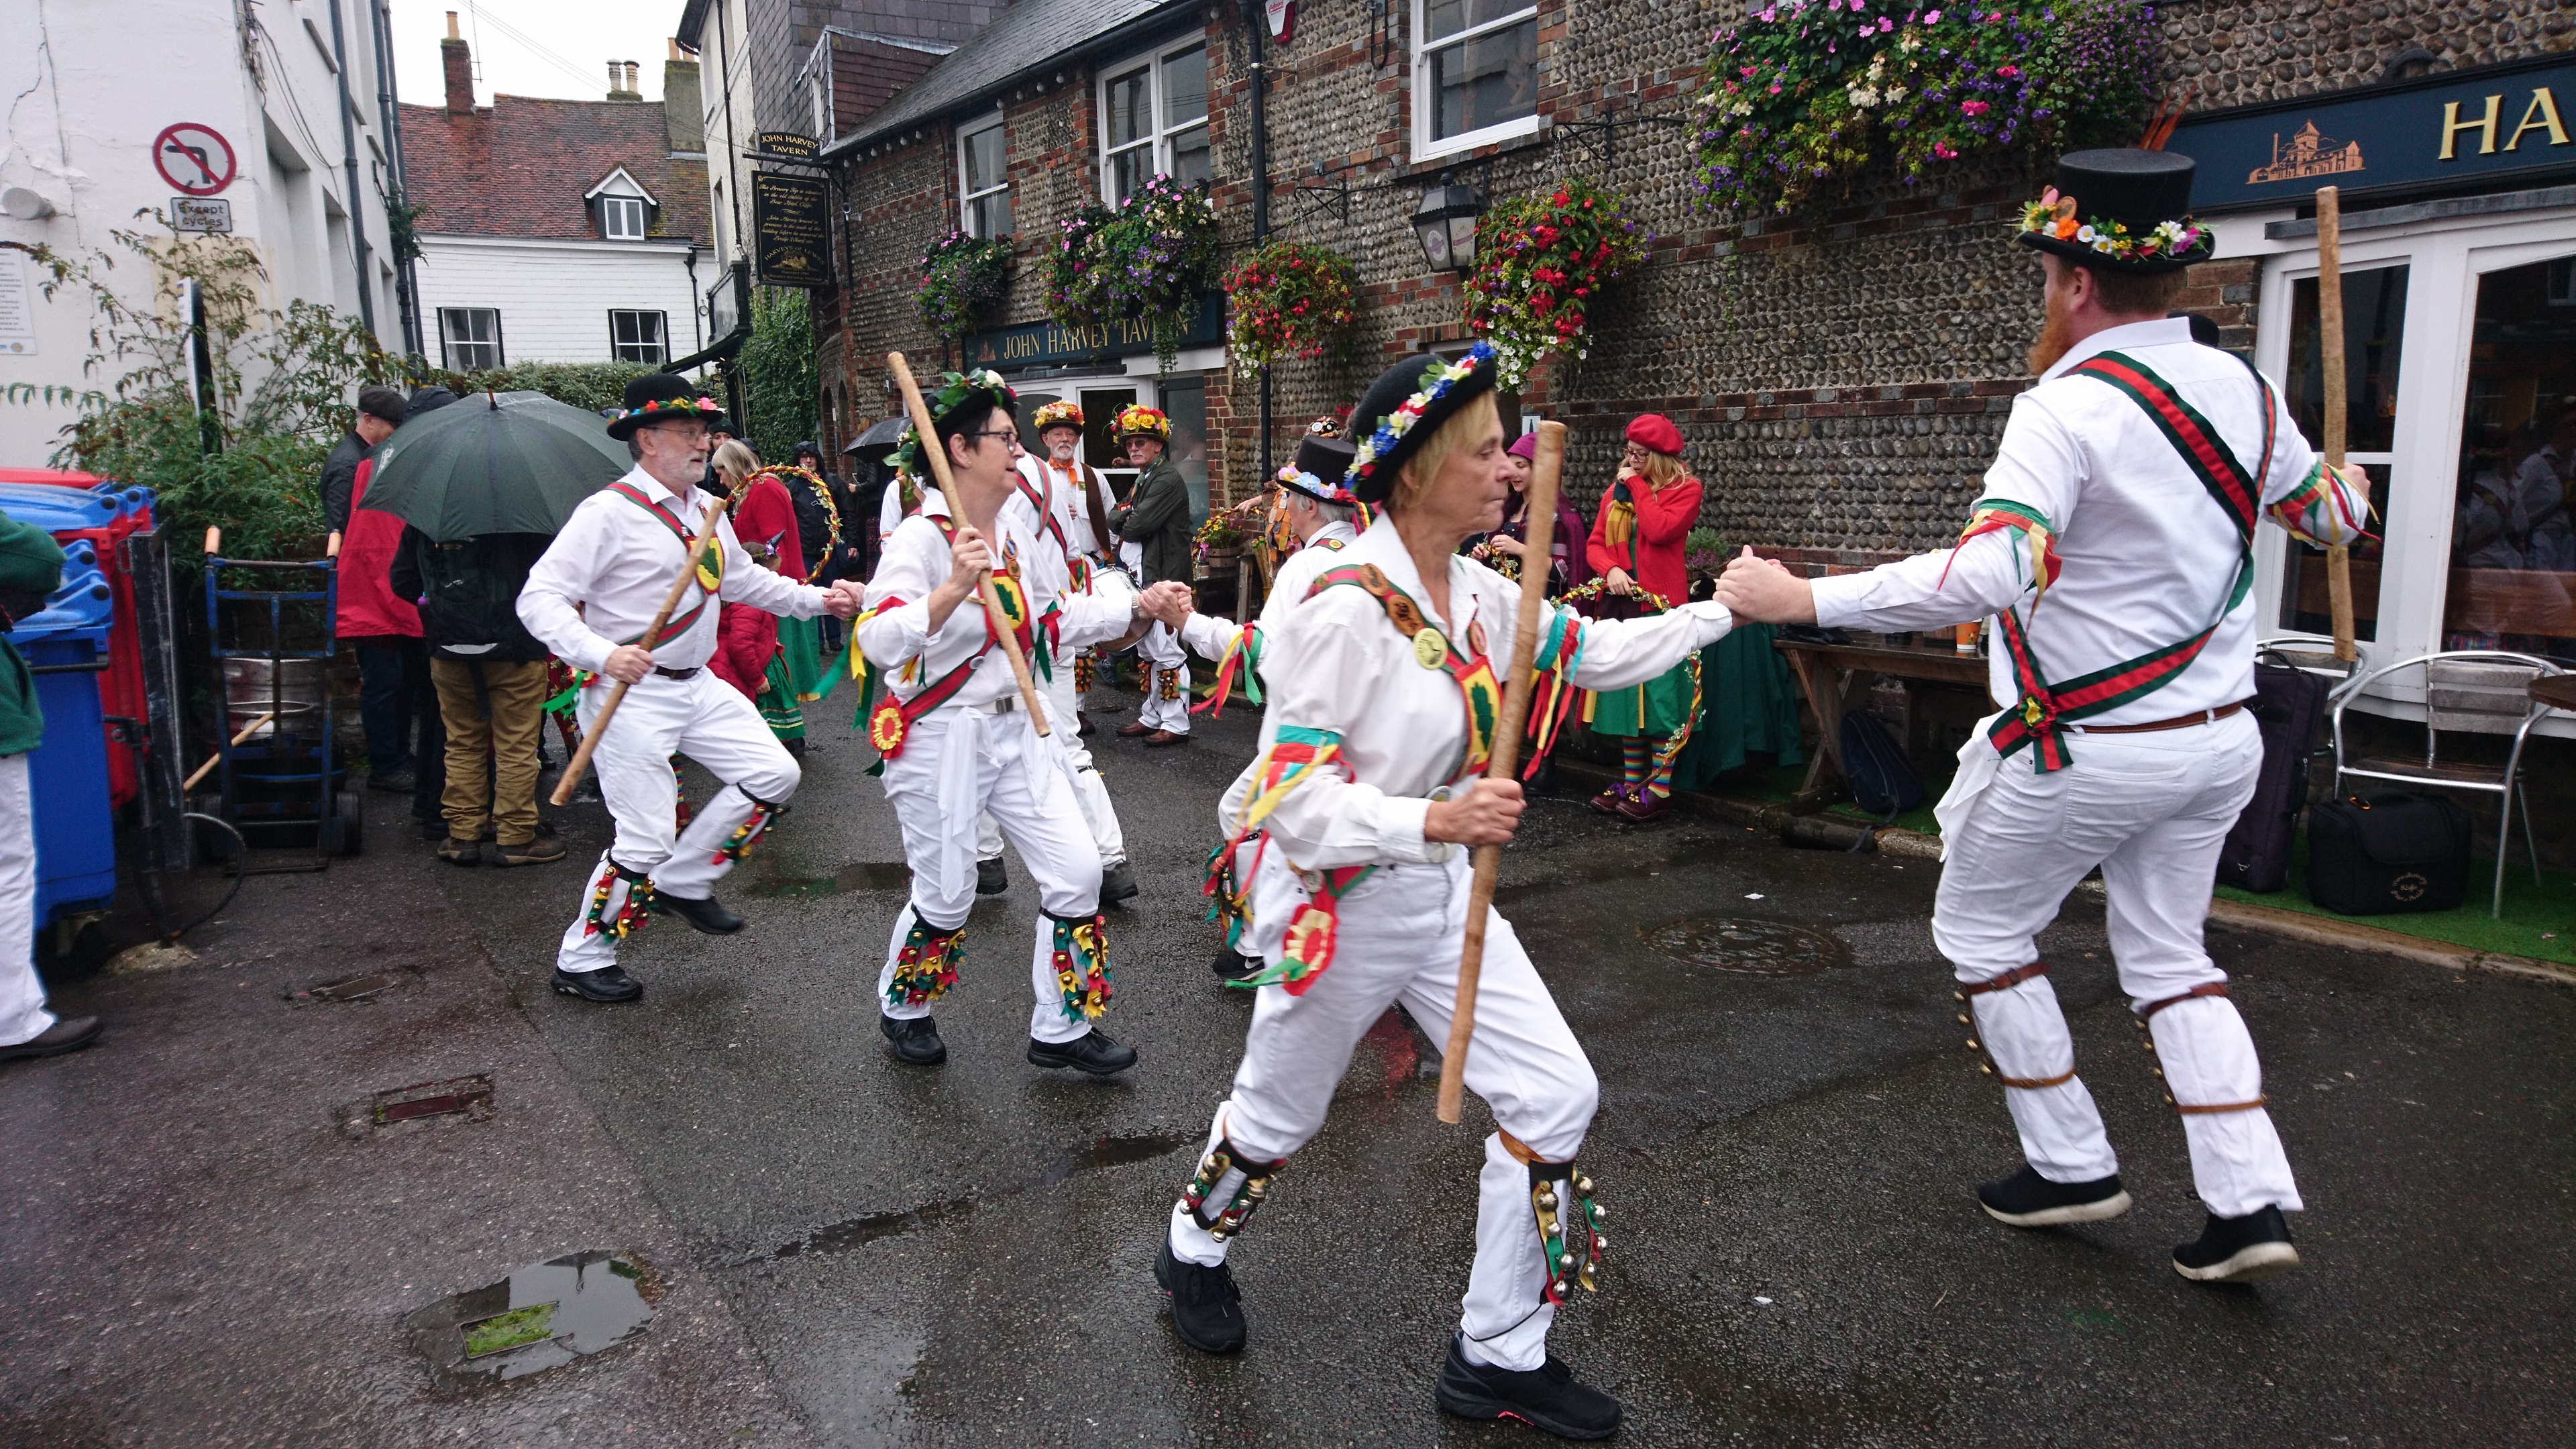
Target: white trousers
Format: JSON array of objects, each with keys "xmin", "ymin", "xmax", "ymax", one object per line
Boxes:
[
  {"xmin": 0, "ymin": 754, "xmax": 53, "ymax": 1046},
  {"xmin": 877, "ymin": 704, "xmax": 1104, "ymax": 1044},
  {"xmin": 1934, "ymin": 710, "xmax": 2300, "ymax": 1218},
  {"xmin": 1136, "ymin": 622, "xmax": 1190, "ymax": 735},
  {"xmin": 1168, "ymin": 852, "xmax": 1599, "ymax": 1371},
  {"xmin": 979, "ymin": 663, "xmax": 1126, "ymax": 867},
  {"xmin": 556, "ymin": 670, "xmax": 800, "ymax": 973}
]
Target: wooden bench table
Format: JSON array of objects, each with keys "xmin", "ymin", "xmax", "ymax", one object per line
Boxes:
[{"xmin": 1774, "ymin": 636, "xmax": 1995, "ymax": 813}]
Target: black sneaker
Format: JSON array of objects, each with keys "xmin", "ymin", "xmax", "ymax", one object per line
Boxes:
[
  {"xmin": 551, "ymin": 964, "xmax": 643, "ymax": 1003},
  {"xmin": 1026, "ymin": 1029, "xmax": 1136, "ymax": 1075},
  {"xmin": 1099, "ymin": 860, "xmax": 1138, "ymax": 904},
  {"xmin": 1155, "ymin": 1239, "xmax": 1246, "ymax": 1354},
  {"xmin": 1976, "ymin": 1165, "xmax": 2133, "ymax": 1227},
  {"xmin": 2173, "ymin": 1205, "xmax": 2300, "ymax": 1283},
  {"xmin": 657, "ymin": 892, "xmax": 744, "ymax": 934},
  {"xmin": 1209, "ymin": 950, "xmax": 1262, "ymax": 983},
  {"xmin": 368, "ymin": 766, "xmax": 415, "ymax": 794},
  {"xmin": 0, "ymin": 1015, "xmax": 102, "ymax": 1061},
  {"xmin": 1434, "ymin": 1333, "xmax": 1623, "ymax": 1441},
  {"xmin": 976, "ymin": 857, "xmax": 1008, "ymax": 895},
  {"xmin": 880, "ymin": 1014, "xmax": 947, "ymax": 1066}
]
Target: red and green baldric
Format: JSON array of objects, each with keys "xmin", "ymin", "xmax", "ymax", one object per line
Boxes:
[{"xmin": 608, "ymin": 481, "xmax": 725, "ymax": 646}]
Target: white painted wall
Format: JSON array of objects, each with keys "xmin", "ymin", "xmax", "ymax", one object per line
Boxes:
[
  {"xmin": 413, "ymin": 234, "xmax": 707, "ymax": 367},
  {"xmin": 0, "ymin": 0, "xmax": 406, "ymax": 467}
]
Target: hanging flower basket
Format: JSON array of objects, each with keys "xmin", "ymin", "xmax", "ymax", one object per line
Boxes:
[
  {"xmin": 915, "ymin": 233, "xmax": 1012, "ymax": 340},
  {"xmin": 1046, "ymin": 177, "xmax": 1224, "ymax": 371},
  {"xmin": 1461, "ymin": 178, "xmax": 1650, "ymax": 391},
  {"xmin": 1690, "ymin": 0, "xmax": 2160, "ymax": 218},
  {"xmin": 1222, "ymin": 239, "xmax": 1360, "ymax": 375}
]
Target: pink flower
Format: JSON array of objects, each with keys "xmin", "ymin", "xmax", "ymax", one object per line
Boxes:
[
  {"xmin": 1925, "ymin": 7, "xmax": 1940, "ymax": 18},
  {"xmin": 1879, "ymin": 15, "xmax": 1894, "ymax": 30},
  {"xmin": 1933, "ymin": 141, "xmax": 1958, "ymax": 158},
  {"xmin": 1996, "ymin": 64, "xmax": 2021, "ymax": 77},
  {"xmin": 1961, "ymin": 99, "xmax": 1990, "ymax": 115}
]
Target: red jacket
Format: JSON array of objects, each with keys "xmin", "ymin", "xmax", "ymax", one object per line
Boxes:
[
  {"xmin": 336, "ymin": 458, "xmax": 423, "ymax": 639},
  {"xmin": 1586, "ymin": 472, "xmax": 1702, "ymax": 605},
  {"xmin": 709, "ymin": 477, "xmax": 803, "ymax": 699}
]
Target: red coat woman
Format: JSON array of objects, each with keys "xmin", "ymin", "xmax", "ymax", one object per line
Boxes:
[
  {"xmin": 1580, "ymin": 414, "xmax": 1704, "ymax": 822},
  {"xmin": 708, "ymin": 445, "xmax": 804, "ymax": 704}
]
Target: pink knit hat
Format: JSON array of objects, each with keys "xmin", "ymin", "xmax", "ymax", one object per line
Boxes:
[{"xmin": 1506, "ymin": 432, "xmax": 1539, "ymax": 460}]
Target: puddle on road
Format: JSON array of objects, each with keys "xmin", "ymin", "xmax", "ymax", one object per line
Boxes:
[
  {"xmin": 751, "ymin": 861, "xmax": 912, "ymax": 898},
  {"xmin": 1641, "ymin": 916, "xmax": 1849, "ymax": 976},
  {"xmin": 764, "ymin": 1130, "xmax": 1198, "ymax": 1262},
  {"xmin": 405, "ymin": 1250, "xmax": 655, "ymax": 1390}
]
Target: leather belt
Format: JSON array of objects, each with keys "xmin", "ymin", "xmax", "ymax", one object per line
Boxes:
[
  {"xmin": 653, "ymin": 665, "xmax": 701, "ymax": 681},
  {"xmin": 969, "ymin": 694, "xmax": 1018, "ymax": 714},
  {"xmin": 2065, "ymin": 700, "xmax": 2247, "ymax": 735}
]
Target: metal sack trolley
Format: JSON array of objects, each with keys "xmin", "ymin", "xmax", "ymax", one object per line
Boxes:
[{"xmin": 193, "ymin": 527, "xmax": 362, "ymax": 866}]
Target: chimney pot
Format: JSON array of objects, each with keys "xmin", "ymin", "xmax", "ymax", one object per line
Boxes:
[
  {"xmin": 608, "ymin": 59, "xmax": 623, "ymax": 95},
  {"xmin": 669, "ymin": 38, "xmax": 685, "ymax": 62},
  {"xmin": 445, "ymin": 10, "xmax": 458, "ymax": 41}
]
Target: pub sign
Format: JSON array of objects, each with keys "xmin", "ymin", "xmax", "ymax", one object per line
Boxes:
[{"xmin": 752, "ymin": 172, "xmax": 830, "ymax": 288}]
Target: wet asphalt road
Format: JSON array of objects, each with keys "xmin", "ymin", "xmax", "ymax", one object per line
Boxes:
[{"xmin": 441, "ymin": 685, "xmax": 2575, "ymax": 1446}]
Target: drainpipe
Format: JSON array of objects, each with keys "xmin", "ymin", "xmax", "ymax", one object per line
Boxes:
[
  {"xmin": 368, "ymin": 0, "xmax": 423, "ymax": 356},
  {"xmin": 328, "ymin": 0, "xmax": 378, "ymax": 334},
  {"xmin": 1240, "ymin": 0, "xmax": 1272, "ymax": 484}
]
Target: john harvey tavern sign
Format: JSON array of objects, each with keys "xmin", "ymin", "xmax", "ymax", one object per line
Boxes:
[{"xmin": 964, "ymin": 295, "xmax": 1226, "ymax": 373}]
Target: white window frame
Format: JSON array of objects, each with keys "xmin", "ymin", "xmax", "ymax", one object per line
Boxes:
[
  {"xmin": 601, "ymin": 194, "xmax": 648, "ymax": 241},
  {"xmin": 608, "ymin": 309, "xmax": 669, "ymax": 365},
  {"xmin": 1095, "ymin": 39, "xmax": 1211, "ymax": 206},
  {"xmin": 1411, "ymin": 0, "xmax": 1544, "ymax": 163},
  {"xmin": 957, "ymin": 109, "xmax": 1013, "ymax": 237},
  {"xmin": 438, "ymin": 307, "xmax": 503, "ymax": 371}
]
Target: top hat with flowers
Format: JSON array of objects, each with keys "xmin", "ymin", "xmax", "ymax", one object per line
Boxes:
[
  {"xmin": 1032, "ymin": 400, "xmax": 1086, "ymax": 434},
  {"xmin": 607, "ymin": 373, "xmax": 727, "ymax": 440},
  {"xmin": 1115, "ymin": 404, "xmax": 1172, "ymax": 441},
  {"xmin": 1277, "ymin": 434, "xmax": 1358, "ymax": 506},
  {"xmin": 1344, "ymin": 343, "xmax": 1499, "ymax": 505},
  {"xmin": 2017, "ymin": 148, "xmax": 2213, "ymax": 274}
]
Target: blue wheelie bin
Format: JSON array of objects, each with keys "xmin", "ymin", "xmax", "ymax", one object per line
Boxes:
[{"xmin": 9, "ymin": 540, "xmax": 117, "ymax": 928}]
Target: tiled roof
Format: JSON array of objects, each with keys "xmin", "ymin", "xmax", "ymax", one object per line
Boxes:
[
  {"xmin": 832, "ymin": 0, "xmax": 1191, "ymax": 152},
  {"xmin": 400, "ymin": 97, "xmax": 710, "ymax": 244},
  {"xmin": 830, "ymin": 35, "xmax": 949, "ymax": 141}
]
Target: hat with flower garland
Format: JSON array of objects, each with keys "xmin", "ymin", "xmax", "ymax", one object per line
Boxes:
[
  {"xmin": 1275, "ymin": 433, "xmax": 1358, "ymax": 505},
  {"xmin": 1115, "ymin": 403, "xmax": 1171, "ymax": 441},
  {"xmin": 1344, "ymin": 342, "xmax": 1499, "ymax": 505},
  {"xmin": 607, "ymin": 373, "xmax": 727, "ymax": 440},
  {"xmin": 2016, "ymin": 148, "xmax": 2213, "ymax": 274},
  {"xmin": 1032, "ymin": 399, "xmax": 1085, "ymax": 433},
  {"xmin": 881, "ymin": 368, "xmax": 1018, "ymax": 480}
]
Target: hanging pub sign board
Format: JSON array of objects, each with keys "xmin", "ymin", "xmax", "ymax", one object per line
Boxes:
[
  {"xmin": 755, "ymin": 131, "xmax": 819, "ymax": 160},
  {"xmin": 752, "ymin": 172, "xmax": 830, "ymax": 288},
  {"xmin": 2167, "ymin": 52, "xmax": 2575, "ymax": 213},
  {"xmin": 1265, "ymin": 0, "xmax": 1295, "ymax": 44},
  {"xmin": 152, "ymin": 122, "xmax": 235, "ymax": 196}
]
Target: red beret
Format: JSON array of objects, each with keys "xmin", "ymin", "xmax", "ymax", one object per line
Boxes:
[{"xmin": 1625, "ymin": 413, "xmax": 1684, "ymax": 456}]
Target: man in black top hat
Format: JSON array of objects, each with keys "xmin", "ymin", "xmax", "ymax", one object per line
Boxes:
[{"xmin": 1718, "ymin": 149, "xmax": 2371, "ymax": 1285}]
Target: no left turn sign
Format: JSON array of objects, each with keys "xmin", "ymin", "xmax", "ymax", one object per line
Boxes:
[{"xmin": 153, "ymin": 123, "xmax": 235, "ymax": 197}]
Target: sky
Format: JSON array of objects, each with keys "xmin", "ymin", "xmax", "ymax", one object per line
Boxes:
[{"xmin": 388, "ymin": 0, "xmax": 687, "ymax": 108}]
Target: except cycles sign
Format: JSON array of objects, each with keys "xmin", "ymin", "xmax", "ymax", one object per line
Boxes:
[{"xmin": 152, "ymin": 122, "xmax": 235, "ymax": 196}]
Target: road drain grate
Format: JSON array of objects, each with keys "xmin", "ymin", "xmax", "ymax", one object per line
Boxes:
[
  {"xmin": 339, "ymin": 1075, "xmax": 494, "ymax": 1137},
  {"xmin": 288, "ymin": 972, "xmax": 402, "ymax": 1005}
]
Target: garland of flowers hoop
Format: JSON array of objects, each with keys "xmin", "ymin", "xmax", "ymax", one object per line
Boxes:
[
  {"xmin": 754, "ymin": 464, "xmax": 840, "ymax": 570},
  {"xmin": 916, "ymin": 232, "xmax": 1012, "ymax": 341},
  {"xmin": 1691, "ymin": 0, "xmax": 2161, "ymax": 219},
  {"xmin": 1556, "ymin": 579, "xmax": 1705, "ymax": 764},
  {"xmin": 1045, "ymin": 176, "xmax": 1223, "ymax": 372},
  {"xmin": 1222, "ymin": 239, "xmax": 1360, "ymax": 375},
  {"xmin": 1462, "ymin": 180, "xmax": 1650, "ymax": 391}
]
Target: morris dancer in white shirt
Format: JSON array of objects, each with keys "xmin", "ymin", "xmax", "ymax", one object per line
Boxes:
[
  {"xmin": 1716, "ymin": 150, "xmax": 2371, "ymax": 1285},
  {"xmin": 1152, "ymin": 345, "xmax": 1736, "ymax": 1440},
  {"xmin": 857, "ymin": 370, "xmax": 1189, "ymax": 1073},
  {"xmin": 519, "ymin": 374, "xmax": 863, "ymax": 1004},
  {"xmin": 969, "ymin": 406, "xmax": 1141, "ymax": 904},
  {"xmin": 1171, "ymin": 431, "xmax": 1361, "ymax": 983}
]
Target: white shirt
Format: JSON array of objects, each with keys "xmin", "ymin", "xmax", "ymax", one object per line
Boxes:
[
  {"xmin": 518, "ymin": 464, "xmax": 829, "ymax": 674},
  {"xmin": 1221, "ymin": 515, "xmax": 1733, "ymax": 869},
  {"xmin": 1177, "ymin": 517, "xmax": 1356, "ymax": 664},
  {"xmin": 1811, "ymin": 317, "xmax": 2369, "ymax": 722},
  {"xmin": 859, "ymin": 487, "xmax": 1140, "ymax": 710},
  {"xmin": 1029, "ymin": 456, "xmax": 1118, "ymax": 568}
]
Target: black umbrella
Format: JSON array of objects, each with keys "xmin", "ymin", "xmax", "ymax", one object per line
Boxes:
[{"xmin": 359, "ymin": 389, "xmax": 631, "ymax": 541}]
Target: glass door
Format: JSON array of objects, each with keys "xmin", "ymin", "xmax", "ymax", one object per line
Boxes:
[
  {"xmin": 2441, "ymin": 252, "xmax": 2576, "ymax": 661},
  {"xmin": 2277, "ymin": 263, "xmax": 2407, "ymax": 641}
]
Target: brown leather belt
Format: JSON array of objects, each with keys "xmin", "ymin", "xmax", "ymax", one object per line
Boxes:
[
  {"xmin": 2065, "ymin": 700, "xmax": 2247, "ymax": 735},
  {"xmin": 653, "ymin": 665, "xmax": 701, "ymax": 681}
]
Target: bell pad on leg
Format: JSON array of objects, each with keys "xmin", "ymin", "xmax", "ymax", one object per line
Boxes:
[
  {"xmin": 1181, "ymin": 1138, "xmax": 1285, "ymax": 1242},
  {"xmin": 582, "ymin": 857, "xmax": 655, "ymax": 941},
  {"xmin": 888, "ymin": 918, "xmax": 967, "ymax": 1008},
  {"xmin": 1048, "ymin": 909, "xmax": 1114, "ymax": 1021},
  {"xmin": 1955, "ymin": 963, "xmax": 2076, "ymax": 1089},
  {"xmin": 1523, "ymin": 1156, "xmax": 1605, "ymax": 1305},
  {"xmin": 710, "ymin": 789, "xmax": 790, "ymax": 865},
  {"xmin": 2135, "ymin": 983, "xmax": 2268, "ymax": 1115}
]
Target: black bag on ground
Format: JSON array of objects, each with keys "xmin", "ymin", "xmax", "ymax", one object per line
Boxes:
[
  {"xmin": 2304, "ymin": 790, "xmax": 2472, "ymax": 915},
  {"xmin": 1839, "ymin": 710, "xmax": 1924, "ymax": 820},
  {"xmin": 2218, "ymin": 651, "xmax": 2330, "ymax": 892}
]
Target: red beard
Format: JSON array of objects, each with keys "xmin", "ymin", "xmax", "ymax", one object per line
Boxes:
[{"xmin": 2026, "ymin": 282, "xmax": 2076, "ymax": 376}]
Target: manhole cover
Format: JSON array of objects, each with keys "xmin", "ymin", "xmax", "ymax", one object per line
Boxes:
[
  {"xmin": 405, "ymin": 1250, "xmax": 655, "ymax": 1390},
  {"xmin": 1640, "ymin": 916, "xmax": 1845, "ymax": 975}
]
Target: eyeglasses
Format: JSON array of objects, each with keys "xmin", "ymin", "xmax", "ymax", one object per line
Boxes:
[{"xmin": 965, "ymin": 429, "xmax": 1018, "ymax": 446}]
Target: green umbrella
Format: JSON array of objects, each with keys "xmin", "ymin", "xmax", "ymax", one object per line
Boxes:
[{"xmin": 359, "ymin": 390, "xmax": 631, "ymax": 541}]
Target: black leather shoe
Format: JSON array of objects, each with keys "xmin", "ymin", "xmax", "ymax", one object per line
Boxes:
[
  {"xmin": 2173, "ymin": 1204, "xmax": 2299, "ymax": 1283},
  {"xmin": 658, "ymin": 892, "xmax": 744, "ymax": 934},
  {"xmin": 1099, "ymin": 860, "xmax": 1138, "ymax": 904},
  {"xmin": 551, "ymin": 965, "xmax": 643, "ymax": 1003},
  {"xmin": 0, "ymin": 1014, "xmax": 102, "ymax": 1061},
  {"xmin": 1976, "ymin": 1165, "xmax": 2133, "ymax": 1227},
  {"xmin": 1209, "ymin": 950, "xmax": 1263, "ymax": 983},
  {"xmin": 1155, "ymin": 1240, "xmax": 1246, "ymax": 1354},
  {"xmin": 976, "ymin": 856, "xmax": 1008, "ymax": 895},
  {"xmin": 880, "ymin": 1013, "xmax": 947, "ymax": 1066},
  {"xmin": 1435, "ymin": 1333, "xmax": 1623, "ymax": 1440},
  {"xmin": 1026, "ymin": 1028, "xmax": 1136, "ymax": 1075}
]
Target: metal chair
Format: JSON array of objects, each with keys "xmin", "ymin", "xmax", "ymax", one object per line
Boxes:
[{"xmin": 2330, "ymin": 649, "xmax": 2565, "ymax": 918}]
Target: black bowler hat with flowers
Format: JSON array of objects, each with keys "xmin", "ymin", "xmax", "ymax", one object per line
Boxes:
[
  {"xmin": 2017, "ymin": 148, "xmax": 2214, "ymax": 274},
  {"xmin": 606, "ymin": 373, "xmax": 728, "ymax": 440},
  {"xmin": 1344, "ymin": 342, "xmax": 1499, "ymax": 505}
]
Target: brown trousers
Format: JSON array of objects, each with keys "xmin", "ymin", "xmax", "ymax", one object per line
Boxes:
[{"xmin": 429, "ymin": 657, "xmax": 547, "ymax": 845}]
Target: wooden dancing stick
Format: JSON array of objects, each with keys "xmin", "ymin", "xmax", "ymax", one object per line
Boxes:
[
  {"xmin": 887, "ymin": 350, "xmax": 1053, "ymax": 737},
  {"xmin": 184, "ymin": 712, "xmax": 276, "ymax": 792},
  {"xmin": 2316, "ymin": 184, "xmax": 2357, "ymax": 664},
  {"xmin": 548, "ymin": 498, "xmax": 725, "ymax": 806},
  {"xmin": 1439, "ymin": 421, "xmax": 1568, "ymax": 1125}
]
